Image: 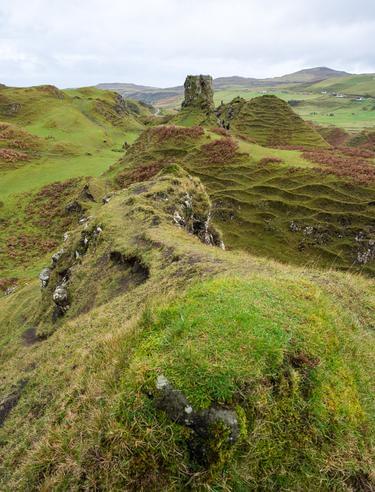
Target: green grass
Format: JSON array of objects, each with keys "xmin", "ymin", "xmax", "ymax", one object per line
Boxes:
[
  {"xmin": 170, "ymin": 107, "xmax": 217, "ymax": 127},
  {"xmin": 0, "ymin": 167, "xmax": 373, "ymax": 489},
  {"xmin": 0, "ymin": 140, "xmax": 137, "ymax": 201},
  {"xmin": 186, "ymin": 157, "xmax": 375, "ymax": 276},
  {"xmin": 307, "ymin": 74, "xmax": 375, "ymax": 97},
  {"xmin": 216, "ymin": 96, "xmax": 328, "ymax": 148},
  {"xmin": 237, "ymin": 139, "xmax": 315, "ymax": 168},
  {"xmin": 213, "ymin": 88, "xmax": 320, "ymax": 106},
  {"xmin": 111, "ymin": 125, "xmax": 375, "ymax": 275},
  {"xmin": 294, "ymin": 95, "xmax": 375, "ymax": 131},
  {"xmin": 122, "ymin": 275, "xmax": 374, "ymax": 489},
  {"xmin": 0, "ymin": 85, "xmax": 148, "ymax": 201}
]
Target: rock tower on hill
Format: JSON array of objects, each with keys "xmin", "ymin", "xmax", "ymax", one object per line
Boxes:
[{"xmin": 181, "ymin": 75, "xmax": 215, "ymax": 112}]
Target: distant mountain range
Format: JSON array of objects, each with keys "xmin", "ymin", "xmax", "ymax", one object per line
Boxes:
[{"xmin": 96, "ymin": 67, "xmax": 351, "ymax": 104}]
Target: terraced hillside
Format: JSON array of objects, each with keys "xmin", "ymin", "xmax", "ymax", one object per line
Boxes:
[
  {"xmin": 215, "ymin": 95, "xmax": 328, "ymax": 147},
  {"xmin": 110, "ymin": 125, "xmax": 375, "ymax": 275}
]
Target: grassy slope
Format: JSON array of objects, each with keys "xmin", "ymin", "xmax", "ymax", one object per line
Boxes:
[
  {"xmin": 307, "ymin": 74, "xmax": 375, "ymax": 97},
  {"xmin": 0, "ymin": 167, "xmax": 374, "ymax": 490},
  {"xmin": 110, "ymin": 125, "xmax": 375, "ymax": 275},
  {"xmin": 0, "ymin": 85, "xmax": 147, "ymax": 201},
  {"xmin": 0, "ymin": 177, "xmax": 112, "ymax": 279},
  {"xmin": 0, "ymin": 86, "xmax": 153, "ymax": 279}
]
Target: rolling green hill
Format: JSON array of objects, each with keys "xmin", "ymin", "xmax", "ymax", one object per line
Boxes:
[
  {"xmin": 0, "ymin": 85, "xmax": 154, "ymax": 279},
  {"xmin": 305, "ymin": 74, "xmax": 375, "ymax": 97},
  {"xmin": 0, "ymin": 85, "xmax": 152, "ymax": 200}
]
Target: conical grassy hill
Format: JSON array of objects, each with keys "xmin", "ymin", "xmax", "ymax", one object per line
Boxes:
[{"xmin": 216, "ymin": 95, "xmax": 328, "ymax": 147}]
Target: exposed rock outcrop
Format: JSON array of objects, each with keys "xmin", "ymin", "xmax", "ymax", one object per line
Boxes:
[
  {"xmin": 181, "ymin": 75, "xmax": 215, "ymax": 113},
  {"xmin": 39, "ymin": 267, "xmax": 51, "ymax": 288},
  {"xmin": 154, "ymin": 375, "xmax": 240, "ymax": 465},
  {"xmin": 173, "ymin": 191, "xmax": 224, "ymax": 248}
]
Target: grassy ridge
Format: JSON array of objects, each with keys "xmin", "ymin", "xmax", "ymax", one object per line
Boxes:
[
  {"xmin": 0, "ymin": 167, "xmax": 373, "ymax": 490},
  {"xmin": 159, "ymin": 85, "xmax": 375, "ymax": 131}
]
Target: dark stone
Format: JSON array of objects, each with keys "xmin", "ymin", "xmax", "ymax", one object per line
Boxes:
[
  {"xmin": 65, "ymin": 201, "xmax": 83, "ymax": 214},
  {"xmin": 80, "ymin": 184, "xmax": 95, "ymax": 202},
  {"xmin": 154, "ymin": 375, "xmax": 193, "ymax": 425},
  {"xmin": 181, "ymin": 75, "xmax": 215, "ymax": 112}
]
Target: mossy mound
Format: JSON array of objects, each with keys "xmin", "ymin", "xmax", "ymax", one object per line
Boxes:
[
  {"xmin": 112, "ymin": 275, "xmax": 374, "ymax": 489},
  {"xmin": 216, "ymin": 95, "xmax": 328, "ymax": 148}
]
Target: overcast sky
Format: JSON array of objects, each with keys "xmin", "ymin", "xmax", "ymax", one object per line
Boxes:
[{"xmin": 0, "ymin": 0, "xmax": 374, "ymax": 88}]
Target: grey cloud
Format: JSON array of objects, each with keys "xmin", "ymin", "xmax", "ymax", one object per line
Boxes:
[{"xmin": 0, "ymin": 0, "xmax": 374, "ymax": 87}]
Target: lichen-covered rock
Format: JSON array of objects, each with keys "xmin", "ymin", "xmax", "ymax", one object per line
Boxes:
[
  {"xmin": 181, "ymin": 75, "xmax": 215, "ymax": 112},
  {"xmin": 155, "ymin": 375, "xmax": 193, "ymax": 425},
  {"xmin": 51, "ymin": 249, "xmax": 64, "ymax": 266},
  {"xmin": 52, "ymin": 285, "xmax": 69, "ymax": 307},
  {"xmin": 39, "ymin": 268, "xmax": 51, "ymax": 288},
  {"xmin": 65, "ymin": 200, "xmax": 83, "ymax": 214},
  {"xmin": 5, "ymin": 286, "xmax": 17, "ymax": 296},
  {"xmin": 173, "ymin": 191, "xmax": 223, "ymax": 247}
]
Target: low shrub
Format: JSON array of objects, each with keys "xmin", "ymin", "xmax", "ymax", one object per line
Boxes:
[
  {"xmin": 211, "ymin": 127, "xmax": 230, "ymax": 137},
  {"xmin": 0, "ymin": 148, "xmax": 28, "ymax": 162},
  {"xmin": 201, "ymin": 137, "xmax": 239, "ymax": 164},
  {"xmin": 259, "ymin": 156, "xmax": 284, "ymax": 165},
  {"xmin": 302, "ymin": 149, "xmax": 375, "ymax": 184},
  {"xmin": 149, "ymin": 125, "xmax": 204, "ymax": 143},
  {"xmin": 116, "ymin": 162, "xmax": 165, "ymax": 188}
]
